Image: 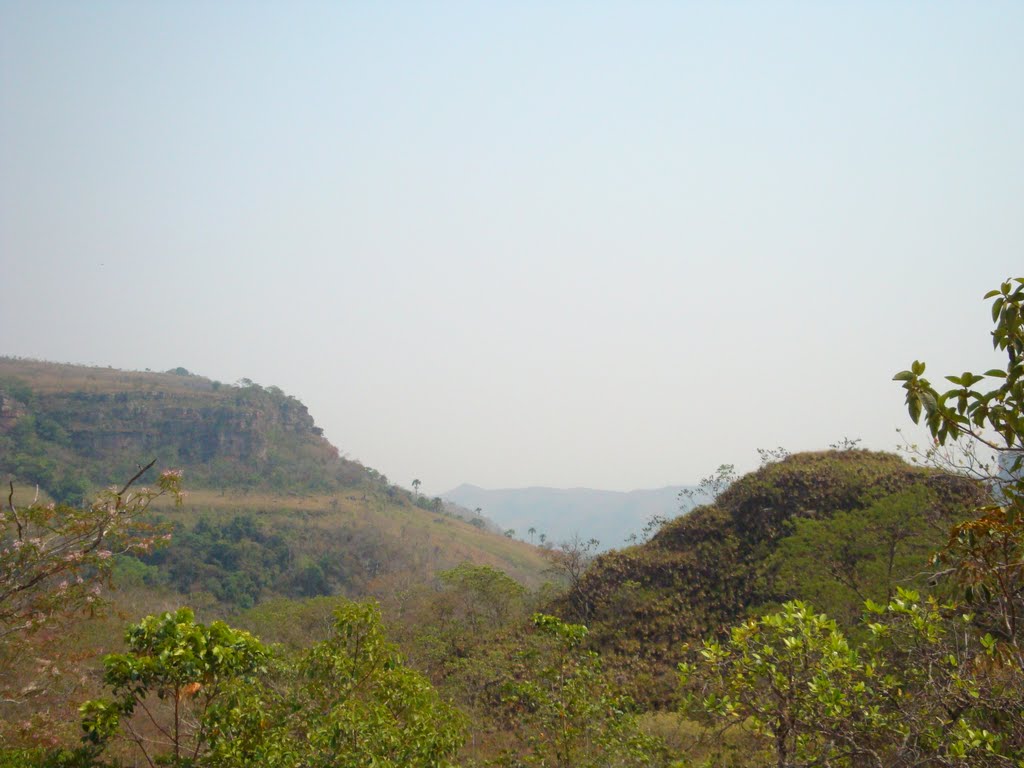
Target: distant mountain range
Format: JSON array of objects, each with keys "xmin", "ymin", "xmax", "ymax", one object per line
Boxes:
[{"xmin": 442, "ymin": 483, "xmax": 701, "ymax": 550}]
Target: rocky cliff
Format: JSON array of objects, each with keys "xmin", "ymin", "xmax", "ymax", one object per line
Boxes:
[{"xmin": 0, "ymin": 358, "xmax": 367, "ymax": 498}]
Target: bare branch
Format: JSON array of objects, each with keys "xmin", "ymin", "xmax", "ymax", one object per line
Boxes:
[{"xmin": 117, "ymin": 459, "xmax": 157, "ymax": 499}]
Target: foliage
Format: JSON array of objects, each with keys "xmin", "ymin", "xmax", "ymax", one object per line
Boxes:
[
  {"xmin": 558, "ymin": 451, "xmax": 981, "ymax": 707},
  {"xmin": 772, "ymin": 485, "xmax": 949, "ymax": 627},
  {"xmin": 863, "ymin": 590, "xmax": 1023, "ymax": 766},
  {"xmin": 494, "ymin": 613, "xmax": 670, "ymax": 768},
  {"xmin": 140, "ymin": 515, "xmax": 294, "ymax": 608},
  {"xmin": 678, "ymin": 464, "xmax": 737, "ymax": 510},
  {"xmin": 895, "ymin": 277, "xmax": 1024, "ymax": 661},
  {"xmin": 541, "ymin": 535, "xmax": 600, "ymax": 623},
  {"xmin": 273, "ymin": 599, "xmax": 466, "ymax": 768},
  {"xmin": 73, "ymin": 600, "xmax": 465, "ymax": 768},
  {"xmin": 0, "ymin": 464, "xmax": 182, "ymax": 750},
  {"xmin": 680, "ymin": 601, "xmax": 898, "ymax": 767},
  {"xmin": 681, "ymin": 593, "xmax": 1024, "ymax": 767},
  {"xmin": 78, "ymin": 607, "xmax": 268, "ymax": 766},
  {"xmin": 437, "ymin": 563, "xmax": 528, "ymax": 630},
  {"xmin": 894, "ymin": 277, "xmax": 1023, "ymax": 472}
]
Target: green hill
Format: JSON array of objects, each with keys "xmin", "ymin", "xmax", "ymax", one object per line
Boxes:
[
  {"xmin": 558, "ymin": 449, "xmax": 986, "ymax": 705},
  {"xmin": 0, "ymin": 357, "xmax": 549, "ymax": 604}
]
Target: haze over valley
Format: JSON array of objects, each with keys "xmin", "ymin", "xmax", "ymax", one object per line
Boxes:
[{"xmin": 2, "ymin": 3, "xmax": 1023, "ymax": 766}]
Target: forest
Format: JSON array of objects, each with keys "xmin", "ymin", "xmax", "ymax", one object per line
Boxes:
[{"xmin": 1, "ymin": 277, "xmax": 1023, "ymax": 767}]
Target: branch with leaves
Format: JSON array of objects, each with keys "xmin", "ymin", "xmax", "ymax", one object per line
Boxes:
[{"xmin": 0, "ymin": 462, "xmax": 182, "ymax": 641}]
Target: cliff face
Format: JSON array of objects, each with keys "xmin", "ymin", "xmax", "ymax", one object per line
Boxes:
[
  {"xmin": 0, "ymin": 358, "xmax": 361, "ymax": 496},
  {"xmin": 48, "ymin": 389, "xmax": 320, "ymax": 464}
]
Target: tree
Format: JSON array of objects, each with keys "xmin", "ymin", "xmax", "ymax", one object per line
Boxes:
[
  {"xmin": 542, "ymin": 535, "xmax": 600, "ymax": 623},
  {"xmin": 1, "ymin": 462, "xmax": 181, "ymax": 643},
  {"xmin": 79, "ymin": 608, "xmax": 269, "ymax": 767},
  {"xmin": 496, "ymin": 613, "xmax": 669, "ymax": 768},
  {"xmin": 437, "ymin": 563, "xmax": 527, "ymax": 630},
  {"xmin": 680, "ymin": 595, "xmax": 1016, "ymax": 767},
  {"xmin": 680, "ymin": 601, "xmax": 895, "ymax": 768},
  {"xmin": 895, "ymin": 276, "xmax": 1023, "ymax": 486},
  {"xmin": 76, "ymin": 600, "xmax": 466, "ymax": 768},
  {"xmin": 895, "ymin": 277, "xmax": 1024, "ymax": 652},
  {"xmin": 411, "ymin": 479, "xmax": 421, "ymax": 496},
  {"xmin": 263, "ymin": 600, "xmax": 466, "ymax": 768},
  {"xmin": 678, "ymin": 463, "xmax": 737, "ymax": 509}
]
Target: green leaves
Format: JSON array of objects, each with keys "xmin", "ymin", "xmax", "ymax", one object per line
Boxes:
[
  {"xmin": 683, "ymin": 592, "xmax": 1024, "ymax": 766},
  {"xmin": 496, "ymin": 613, "xmax": 666, "ymax": 768},
  {"xmin": 77, "ymin": 601, "xmax": 465, "ymax": 768},
  {"xmin": 78, "ymin": 608, "xmax": 269, "ymax": 765},
  {"xmin": 681, "ymin": 601, "xmax": 891, "ymax": 766},
  {"xmin": 896, "ymin": 277, "xmax": 1024, "ymax": 451}
]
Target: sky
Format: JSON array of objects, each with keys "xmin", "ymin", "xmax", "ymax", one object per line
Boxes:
[{"xmin": 1, "ymin": 2, "xmax": 1022, "ymax": 497}]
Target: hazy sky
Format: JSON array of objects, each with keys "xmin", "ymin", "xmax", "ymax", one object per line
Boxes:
[{"xmin": 2, "ymin": 3, "xmax": 1021, "ymax": 496}]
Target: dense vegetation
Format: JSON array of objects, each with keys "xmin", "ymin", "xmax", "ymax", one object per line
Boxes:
[
  {"xmin": 565, "ymin": 449, "xmax": 984, "ymax": 705},
  {"xmin": 1, "ymin": 277, "xmax": 1022, "ymax": 766}
]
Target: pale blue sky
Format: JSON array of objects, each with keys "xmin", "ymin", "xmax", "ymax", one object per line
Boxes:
[{"xmin": 2, "ymin": 2, "xmax": 1021, "ymax": 495}]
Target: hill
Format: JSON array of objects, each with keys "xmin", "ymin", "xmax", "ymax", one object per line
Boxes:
[
  {"xmin": 443, "ymin": 482, "xmax": 699, "ymax": 549},
  {"xmin": 0, "ymin": 357, "xmax": 549, "ymax": 601},
  {"xmin": 555, "ymin": 450, "xmax": 986, "ymax": 704},
  {"xmin": 0, "ymin": 357, "xmax": 370, "ymax": 499}
]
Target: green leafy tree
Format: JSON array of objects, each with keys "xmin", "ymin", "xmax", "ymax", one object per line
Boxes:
[
  {"xmin": 75, "ymin": 601, "xmax": 465, "ymax": 768},
  {"xmin": 437, "ymin": 563, "xmax": 527, "ymax": 631},
  {"xmin": 272, "ymin": 600, "xmax": 466, "ymax": 768},
  {"xmin": 680, "ymin": 595, "xmax": 1018, "ymax": 767},
  {"xmin": 496, "ymin": 613, "xmax": 669, "ymax": 768},
  {"xmin": 79, "ymin": 608, "xmax": 269, "ymax": 767},
  {"xmin": 679, "ymin": 601, "xmax": 893, "ymax": 768},
  {"xmin": 895, "ymin": 277, "xmax": 1022, "ymax": 468},
  {"xmin": 895, "ymin": 277, "xmax": 1024, "ymax": 653}
]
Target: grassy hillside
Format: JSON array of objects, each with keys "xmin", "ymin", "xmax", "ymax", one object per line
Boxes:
[{"xmin": 0, "ymin": 357, "xmax": 550, "ymax": 604}]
